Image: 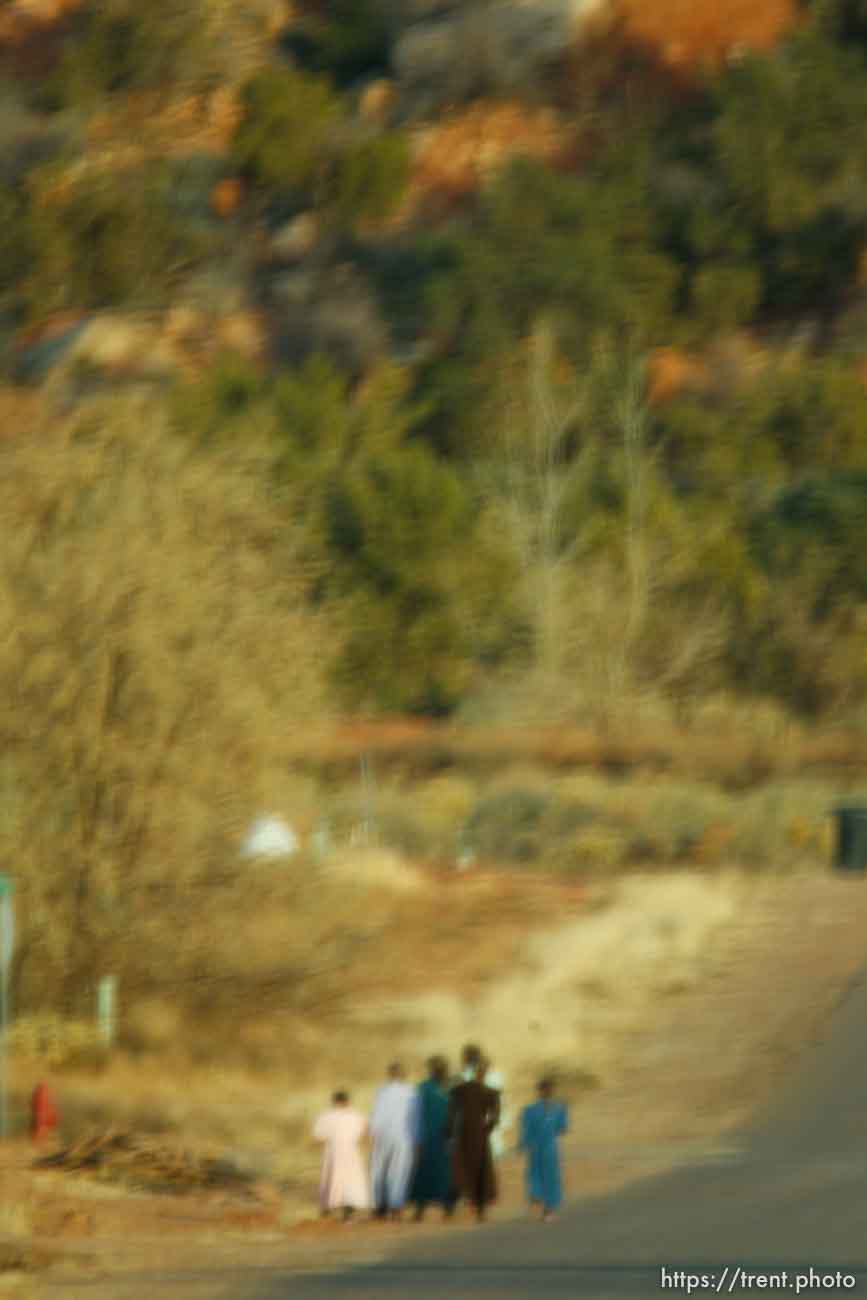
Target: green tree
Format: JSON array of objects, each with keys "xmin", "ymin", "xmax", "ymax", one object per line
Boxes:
[
  {"xmin": 733, "ymin": 534, "xmax": 867, "ymax": 718},
  {"xmin": 285, "ymin": 0, "xmax": 391, "ymax": 87},
  {"xmin": 648, "ymin": 30, "xmax": 867, "ymax": 320},
  {"xmin": 0, "ymin": 182, "xmax": 32, "ymax": 310},
  {"xmin": 689, "ymin": 264, "xmax": 763, "ymax": 334},
  {"xmin": 172, "ymin": 353, "xmax": 508, "ymax": 712},
  {"xmin": 232, "ymin": 67, "xmax": 345, "ymax": 197},
  {"xmin": 417, "ymin": 158, "xmax": 679, "ymax": 456},
  {"xmin": 173, "ymin": 352, "xmax": 420, "ymax": 498},
  {"xmin": 268, "ymin": 357, "xmax": 427, "ymax": 505},
  {"xmin": 328, "ymin": 443, "xmax": 513, "ymax": 714},
  {"xmin": 658, "ymin": 367, "xmax": 867, "ymax": 717},
  {"xmin": 232, "ymin": 66, "xmax": 410, "ymax": 229},
  {"xmin": 808, "ymin": 0, "xmax": 867, "ymax": 47},
  {"xmin": 55, "ymin": 0, "xmax": 230, "ymax": 106},
  {"xmin": 744, "ymin": 471, "xmax": 867, "ymax": 715},
  {"xmin": 329, "ymin": 131, "xmax": 410, "ymax": 233},
  {"xmin": 752, "ymin": 471, "xmax": 867, "ymax": 608},
  {"xmin": 270, "ymin": 360, "xmax": 510, "ymax": 713},
  {"xmin": 659, "ymin": 360, "xmax": 867, "ymax": 508},
  {"xmin": 712, "ymin": 32, "xmax": 867, "ymax": 234},
  {"xmin": 25, "ymin": 161, "xmax": 219, "ymax": 315},
  {"xmin": 170, "ymin": 352, "xmax": 269, "ymax": 447}
]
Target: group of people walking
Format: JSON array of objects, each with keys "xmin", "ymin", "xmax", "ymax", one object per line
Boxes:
[{"xmin": 312, "ymin": 1043, "xmax": 568, "ymax": 1226}]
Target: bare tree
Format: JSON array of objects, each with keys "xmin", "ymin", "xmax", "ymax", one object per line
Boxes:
[
  {"xmin": 605, "ymin": 352, "xmax": 652, "ymax": 705},
  {"xmin": 482, "ymin": 322, "xmax": 727, "ymax": 724},
  {"xmin": 0, "ymin": 391, "xmax": 337, "ymax": 1015},
  {"xmin": 490, "ymin": 316, "xmax": 596, "ymax": 696}
]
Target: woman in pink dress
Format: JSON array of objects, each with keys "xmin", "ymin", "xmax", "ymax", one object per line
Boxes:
[{"xmin": 313, "ymin": 1091, "xmax": 370, "ymax": 1222}]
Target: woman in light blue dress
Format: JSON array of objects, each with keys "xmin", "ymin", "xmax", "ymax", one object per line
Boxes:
[{"xmin": 519, "ymin": 1077, "xmax": 568, "ymax": 1221}]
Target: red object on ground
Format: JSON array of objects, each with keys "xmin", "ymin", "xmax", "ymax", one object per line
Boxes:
[{"xmin": 30, "ymin": 1082, "xmax": 59, "ymax": 1143}]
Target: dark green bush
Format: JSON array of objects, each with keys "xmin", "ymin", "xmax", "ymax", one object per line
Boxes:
[
  {"xmin": 328, "ymin": 442, "xmax": 514, "ymax": 715},
  {"xmin": 712, "ymin": 31, "xmax": 867, "ymax": 234},
  {"xmin": 0, "ymin": 182, "xmax": 32, "ymax": 303},
  {"xmin": 463, "ymin": 788, "xmax": 551, "ymax": 863},
  {"xmin": 330, "ymin": 131, "xmax": 410, "ymax": 232},
  {"xmin": 808, "ymin": 0, "xmax": 867, "ymax": 48},
  {"xmin": 689, "ymin": 264, "xmax": 762, "ymax": 333},
  {"xmin": 25, "ymin": 161, "xmax": 219, "ymax": 313},
  {"xmin": 751, "ymin": 470, "xmax": 867, "ymax": 605},
  {"xmin": 231, "ymin": 67, "xmax": 344, "ymax": 196},
  {"xmin": 170, "ymin": 352, "xmax": 269, "ymax": 445},
  {"xmin": 283, "ymin": 0, "xmax": 391, "ymax": 88},
  {"xmin": 56, "ymin": 0, "xmax": 225, "ymax": 106}
]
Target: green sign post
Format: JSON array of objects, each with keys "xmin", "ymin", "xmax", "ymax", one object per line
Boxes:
[{"xmin": 0, "ymin": 876, "xmax": 14, "ymax": 1140}]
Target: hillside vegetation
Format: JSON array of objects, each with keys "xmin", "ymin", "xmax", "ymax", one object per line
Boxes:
[{"xmin": 0, "ymin": 0, "xmax": 864, "ymax": 1039}]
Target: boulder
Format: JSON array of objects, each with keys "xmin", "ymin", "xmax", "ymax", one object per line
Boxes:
[
  {"xmin": 269, "ymin": 211, "xmax": 320, "ymax": 262},
  {"xmin": 163, "ymin": 304, "xmax": 208, "ymax": 344},
  {"xmin": 240, "ymin": 815, "xmax": 299, "ymax": 860},
  {"xmin": 177, "ymin": 264, "xmax": 251, "ymax": 317},
  {"xmin": 269, "ymin": 264, "xmax": 387, "ymax": 374},
  {"xmin": 270, "ymin": 269, "xmax": 319, "ymax": 307},
  {"xmin": 214, "ymin": 310, "xmax": 268, "ymax": 362},
  {"xmin": 1, "ymin": 0, "xmax": 82, "ymax": 27},
  {"xmin": 210, "ymin": 178, "xmax": 244, "ymax": 218},
  {"xmin": 391, "ymin": 19, "xmax": 464, "ymax": 104},
  {"xmin": 646, "ymin": 347, "xmax": 711, "ymax": 406},
  {"xmin": 402, "ymin": 99, "xmax": 569, "ymax": 213},
  {"xmin": 15, "ymin": 312, "xmax": 188, "ymax": 385},
  {"xmin": 376, "ymin": 0, "xmax": 462, "ymax": 23},
  {"xmin": 359, "ymin": 78, "xmax": 398, "ymax": 124},
  {"xmin": 618, "ymin": 0, "xmax": 796, "ymax": 71},
  {"xmin": 65, "ymin": 315, "xmax": 176, "ymax": 375},
  {"xmin": 204, "ymin": 86, "xmax": 244, "ymax": 144},
  {"xmin": 13, "ymin": 317, "xmax": 99, "ymax": 382},
  {"xmin": 391, "ymin": 1, "xmax": 592, "ymax": 113},
  {"xmin": 264, "ymin": 0, "xmax": 293, "ymax": 37}
]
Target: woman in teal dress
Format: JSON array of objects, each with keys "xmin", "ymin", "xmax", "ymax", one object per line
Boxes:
[
  {"xmin": 519, "ymin": 1077, "xmax": 568, "ymax": 1221},
  {"xmin": 410, "ymin": 1056, "xmax": 454, "ymax": 1221}
]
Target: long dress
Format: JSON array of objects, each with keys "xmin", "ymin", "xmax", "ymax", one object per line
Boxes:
[
  {"xmin": 313, "ymin": 1105, "xmax": 370, "ymax": 1212},
  {"xmin": 369, "ymin": 1080, "xmax": 421, "ymax": 1212},
  {"xmin": 410, "ymin": 1077, "xmax": 452, "ymax": 1208},
  {"xmin": 461, "ymin": 1064, "xmax": 510, "ymax": 1160},
  {"xmin": 448, "ymin": 1080, "xmax": 500, "ymax": 1211},
  {"xmin": 519, "ymin": 1099, "xmax": 568, "ymax": 1211}
]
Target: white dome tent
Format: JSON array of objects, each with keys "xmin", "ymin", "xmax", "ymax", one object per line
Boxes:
[{"xmin": 240, "ymin": 814, "xmax": 299, "ymax": 860}]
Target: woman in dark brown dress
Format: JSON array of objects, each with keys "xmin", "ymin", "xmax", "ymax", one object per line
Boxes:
[{"xmin": 447, "ymin": 1057, "xmax": 500, "ymax": 1221}]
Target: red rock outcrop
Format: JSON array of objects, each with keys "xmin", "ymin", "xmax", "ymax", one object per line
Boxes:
[
  {"xmin": 401, "ymin": 99, "xmax": 572, "ymax": 219},
  {"xmin": 616, "ymin": 0, "xmax": 800, "ymax": 72}
]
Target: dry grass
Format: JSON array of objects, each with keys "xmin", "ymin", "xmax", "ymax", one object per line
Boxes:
[
  {"xmin": 345, "ymin": 870, "xmax": 756, "ymax": 1102},
  {"xmin": 5, "ymin": 1017, "xmax": 105, "ymax": 1069},
  {"xmin": 323, "ymin": 847, "xmax": 430, "ymax": 894},
  {"xmin": 0, "ymin": 1163, "xmax": 37, "ymax": 1300},
  {"xmin": 0, "ymin": 1204, "xmax": 31, "ymax": 1243}
]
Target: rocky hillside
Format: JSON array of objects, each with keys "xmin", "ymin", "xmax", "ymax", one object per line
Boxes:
[{"xmin": 0, "ymin": 0, "xmax": 864, "ymax": 728}]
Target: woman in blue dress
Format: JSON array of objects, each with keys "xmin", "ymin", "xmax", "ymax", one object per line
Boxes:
[
  {"xmin": 410, "ymin": 1056, "xmax": 454, "ymax": 1221},
  {"xmin": 519, "ymin": 1077, "xmax": 568, "ymax": 1221}
]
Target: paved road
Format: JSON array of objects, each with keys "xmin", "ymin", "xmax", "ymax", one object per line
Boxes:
[{"xmin": 235, "ymin": 962, "xmax": 867, "ymax": 1299}]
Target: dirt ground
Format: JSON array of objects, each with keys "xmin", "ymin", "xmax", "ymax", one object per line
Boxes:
[{"xmin": 7, "ymin": 868, "xmax": 867, "ymax": 1300}]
